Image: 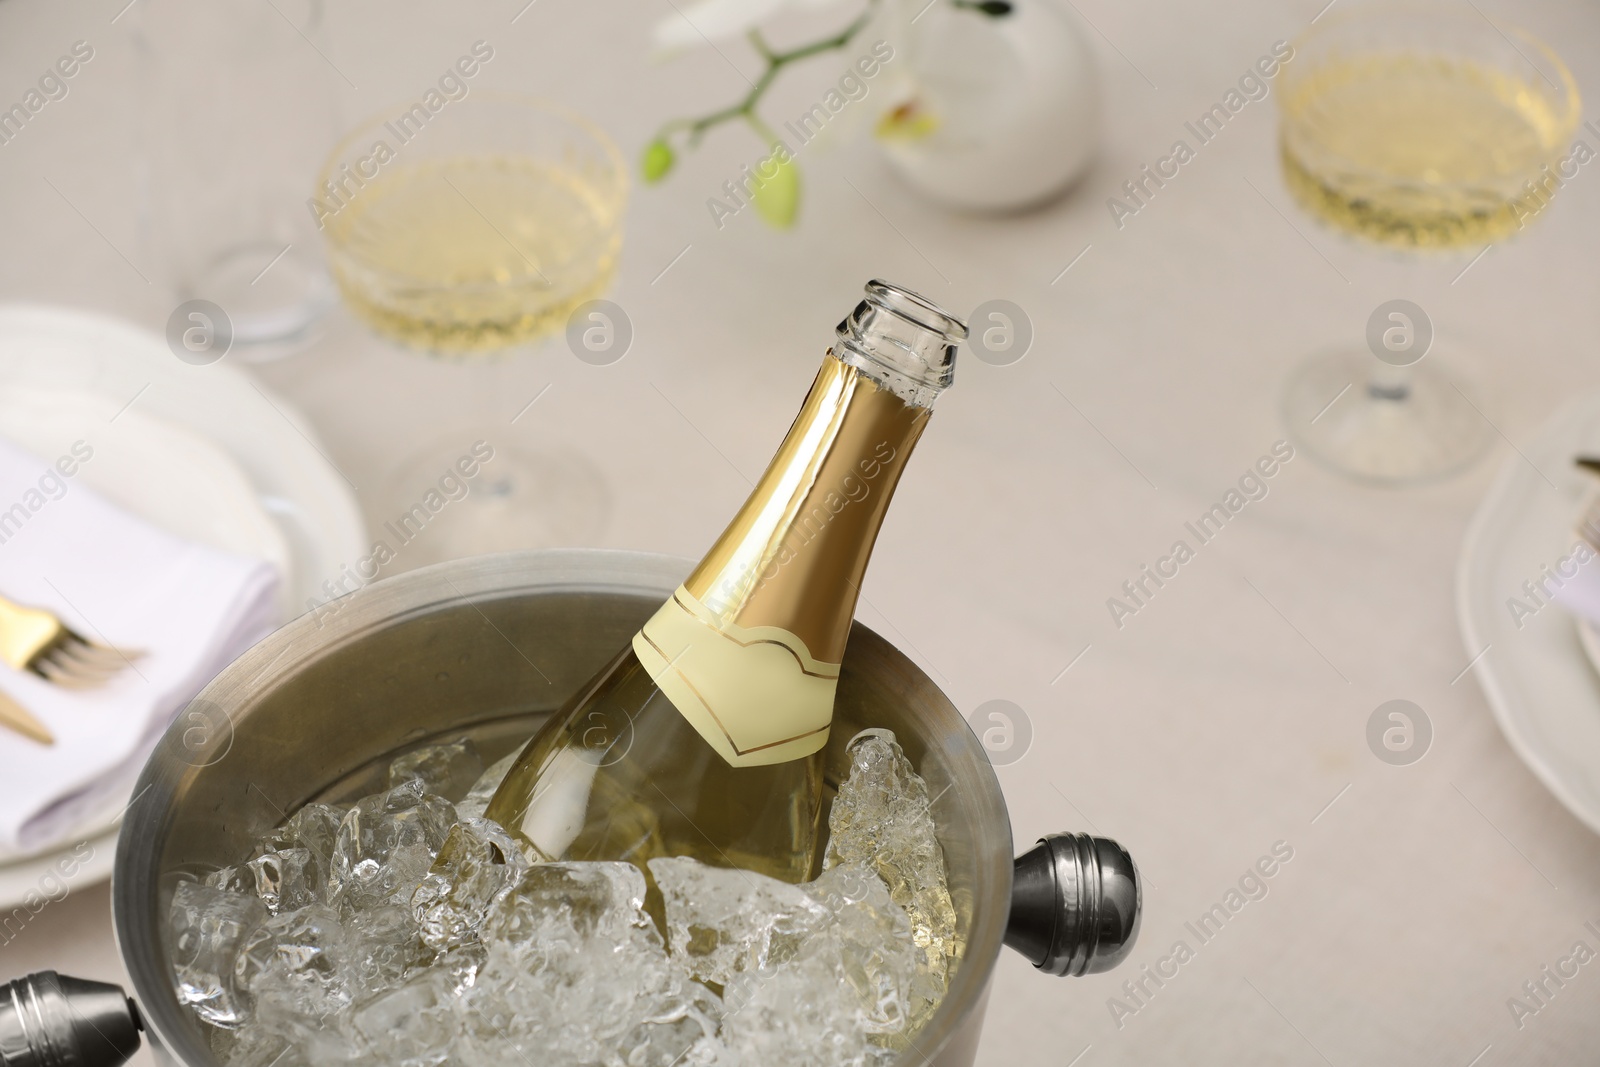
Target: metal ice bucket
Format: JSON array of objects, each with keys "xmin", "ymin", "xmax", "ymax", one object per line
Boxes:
[{"xmin": 2, "ymin": 551, "xmax": 1139, "ymax": 1067}]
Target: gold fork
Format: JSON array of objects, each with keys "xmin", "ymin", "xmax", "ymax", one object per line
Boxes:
[
  {"xmin": 0, "ymin": 593, "xmax": 142, "ymax": 689},
  {"xmin": 0, "ymin": 689, "xmax": 52, "ymax": 745}
]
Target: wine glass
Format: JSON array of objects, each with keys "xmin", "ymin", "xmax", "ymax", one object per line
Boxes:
[
  {"xmin": 316, "ymin": 94, "xmax": 626, "ymax": 562},
  {"xmin": 137, "ymin": 0, "xmax": 341, "ymax": 359},
  {"xmin": 1277, "ymin": 5, "xmax": 1579, "ymax": 484}
]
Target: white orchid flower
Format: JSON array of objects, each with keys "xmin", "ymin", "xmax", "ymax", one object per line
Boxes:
[{"xmin": 654, "ymin": 0, "xmax": 857, "ymax": 52}]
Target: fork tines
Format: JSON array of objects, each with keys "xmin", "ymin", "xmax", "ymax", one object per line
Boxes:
[{"xmin": 32, "ymin": 635, "xmax": 142, "ymax": 689}]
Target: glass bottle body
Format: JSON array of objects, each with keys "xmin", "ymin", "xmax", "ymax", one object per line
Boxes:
[{"xmin": 487, "ymin": 646, "xmax": 824, "ymax": 884}]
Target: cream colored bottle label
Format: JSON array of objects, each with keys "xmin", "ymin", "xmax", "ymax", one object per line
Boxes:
[{"xmin": 631, "ymin": 585, "xmax": 839, "ymax": 768}]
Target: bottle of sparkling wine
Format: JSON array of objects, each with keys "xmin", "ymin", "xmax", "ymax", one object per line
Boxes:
[{"xmin": 486, "ymin": 280, "xmax": 966, "ymax": 883}]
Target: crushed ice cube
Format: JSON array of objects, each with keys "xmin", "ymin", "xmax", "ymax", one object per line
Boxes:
[
  {"xmin": 698, "ymin": 861, "xmax": 914, "ymax": 1064},
  {"xmin": 343, "ymin": 903, "xmax": 425, "ymax": 1001},
  {"xmin": 328, "ymin": 780, "xmax": 457, "ymax": 913},
  {"xmin": 350, "ymin": 968, "xmax": 462, "ymax": 1067},
  {"xmin": 208, "ymin": 1023, "xmax": 301, "ymax": 1067},
  {"xmin": 259, "ymin": 803, "xmax": 348, "ymax": 886},
  {"xmin": 234, "ymin": 903, "xmax": 348, "ymax": 1017},
  {"xmin": 723, "ymin": 935, "xmax": 899, "ymax": 1067},
  {"xmin": 825, "ymin": 729, "xmax": 957, "ymax": 1019},
  {"xmin": 411, "ymin": 818, "xmax": 528, "ymax": 952},
  {"xmin": 614, "ymin": 982, "xmax": 726, "ymax": 1067},
  {"xmin": 234, "ymin": 904, "xmax": 364, "ymax": 1063},
  {"xmin": 251, "ymin": 850, "xmax": 322, "ymax": 913},
  {"xmin": 169, "ymin": 881, "xmax": 267, "ymax": 1027},
  {"xmin": 461, "ymin": 914, "xmax": 709, "ymax": 1067},
  {"xmin": 805, "ymin": 864, "xmax": 916, "ymax": 1035},
  {"xmin": 480, "ymin": 860, "xmax": 652, "ymax": 948},
  {"xmin": 203, "ymin": 866, "xmax": 249, "ymax": 895},
  {"xmin": 430, "ymin": 943, "xmax": 487, "ymax": 996},
  {"xmin": 207, "ymin": 849, "xmax": 321, "ymax": 914},
  {"xmin": 649, "ymin": 856, "xmax": 830, "ymax": 985},
  {"xmin": 387, "ymin": 739, "xmax": 485, "ymax": 802},
  {"xmin": 451, "ymin": 858, "xmax": 699, "ymax": 1064}
]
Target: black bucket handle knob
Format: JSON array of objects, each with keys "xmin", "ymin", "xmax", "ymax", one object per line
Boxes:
[
  {"xmin": 1004, "ymin": 832, "xmax": 1142, "ymax": 977},
  {"xmin": 0, "ymin": 970, "xmax": 142, "ymax": 1067}
]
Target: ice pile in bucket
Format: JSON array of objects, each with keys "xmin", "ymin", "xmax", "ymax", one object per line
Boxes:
[{"xmin": 169, "ymin": 730, "xmax": 956, "ymax": 1067}]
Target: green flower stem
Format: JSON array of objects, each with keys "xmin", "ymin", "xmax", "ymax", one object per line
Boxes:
[
  {"xmin": 745, "ymin": 113, "xmax": 781, "ymax": 149},
  {"xmin": 656, "ymin": 0, "xmax": 878, "ymax": 148}
]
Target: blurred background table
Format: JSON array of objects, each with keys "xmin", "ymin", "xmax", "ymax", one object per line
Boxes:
[{"xmin": 2, "ymin": 0, "xmax": 1599, "ymax": 1064}]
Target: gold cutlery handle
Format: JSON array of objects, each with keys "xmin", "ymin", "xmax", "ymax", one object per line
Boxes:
[
  {"xmin": 0, "ymin": 594, "xmax": 62, "ymax": 672},
  {"xmin": 0, "ymin": 689, "xmax": 53, "ymax": 745}
]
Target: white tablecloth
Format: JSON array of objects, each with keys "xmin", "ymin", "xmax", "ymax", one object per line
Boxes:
[{"xmin": 2, "ymin": 1, "xmax": 1598, "ymax": 1064}]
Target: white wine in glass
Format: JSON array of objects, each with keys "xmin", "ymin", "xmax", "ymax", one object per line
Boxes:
[
  {"xmin": 323, "ymin": 154, "xmax": 619, "ymax": 352},
  {"xmin": 316, "ymin": 94, "xmax": 626, "ymax": 559},
  {"xmin": 318, "ymin": 97, "xmax": 624, "ymax": 355},
  {"xmin": 1277, "ymin": 6, "xmax": 1579, "ymax": 484}
]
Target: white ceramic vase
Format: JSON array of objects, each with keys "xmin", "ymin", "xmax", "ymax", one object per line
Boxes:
[{"xmin": 876, "ymin": 0, "xmax": 1102, "ymax": 211}]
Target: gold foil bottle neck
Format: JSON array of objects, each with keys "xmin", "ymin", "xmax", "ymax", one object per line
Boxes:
[
  {"xmin": 684, "ymin": 358, "xmax": 926, "ymax": 663},
  {"xmin": 642, "ymin": 280, "xmax": 968, "ymax": 765}
]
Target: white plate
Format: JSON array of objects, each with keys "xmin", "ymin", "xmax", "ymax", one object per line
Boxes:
[
  {"xmin": 0, "ymin": 304, "xmax": 368, "ymax": 899},
  {"xmin": 0, "ymin": 813, "xmax": 121, "ymax": 909},
  {"xmin": 1458, "ymin": 391, "xmax": 1600, "ymax": 837},
  {"xmin": 0, "ymin": 385, "xmax": 293, "ymax": 610},
  {"xmin": 1571, "ymin": 485, "xmax": 1600, "ymax": 675},
  {"xmin": 0, "ymin": 304, "xmax": 366, "ymax": 618}
]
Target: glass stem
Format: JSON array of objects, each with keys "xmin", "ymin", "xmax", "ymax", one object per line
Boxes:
[{"xmin": 1367, "ymin": 361, "xmax": 1412, "ymax": 402}]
